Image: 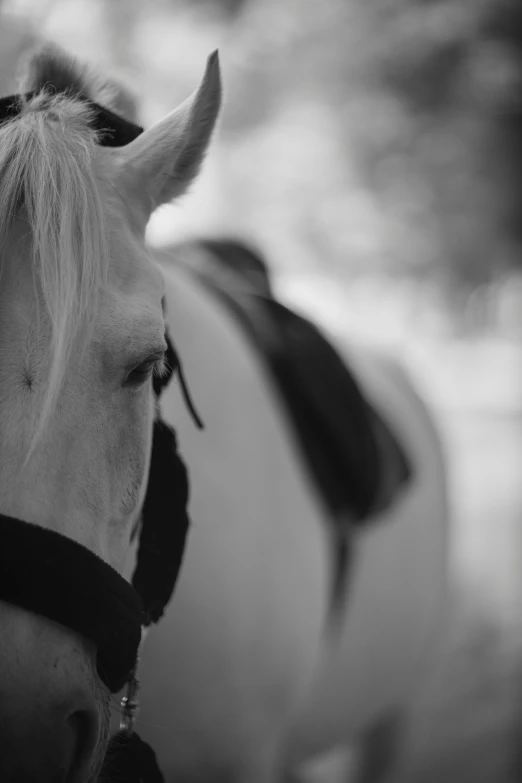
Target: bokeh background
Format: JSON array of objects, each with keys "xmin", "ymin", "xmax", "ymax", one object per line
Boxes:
[{"xmin": 1, "ymin": 1, "xmax": 522, "ymax": 780}]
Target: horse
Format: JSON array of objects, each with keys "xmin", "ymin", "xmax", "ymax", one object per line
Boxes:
[
  {"xmin": 0, "ymin": 39, "xmax": 449, "ymax": 782},
  {"xmin": 0, "ymin": 44, "xmax": 221, "ymax": 782},
  {"xmin": 113, "ymin": 233, "xmax": 450, "ymax": 782}
]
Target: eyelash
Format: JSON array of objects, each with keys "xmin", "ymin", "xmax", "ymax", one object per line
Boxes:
[{"xmin": 125, "ymin": 355, "xmax": 167, "ymax": 388}]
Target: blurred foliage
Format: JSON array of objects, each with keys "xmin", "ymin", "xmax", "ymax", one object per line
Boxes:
[
  {"xmin": 169, "ymin": 0, "xmax": 247, "ymax": 21},
  {"xmin": 218, "ymin": 0, "xmax": 522, "ymax": 295},
  {"xmin": 2, "ymin": 0, "xmax": 522, "ymax": 314}
]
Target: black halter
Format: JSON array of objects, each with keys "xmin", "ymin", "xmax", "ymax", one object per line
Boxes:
[{"xmin": 0, "ymin": 92, "xmax": 200, "ymax": 780}]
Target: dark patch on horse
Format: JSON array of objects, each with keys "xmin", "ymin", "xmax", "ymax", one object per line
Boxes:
[
  {"xmin": 21, "ymin": 368, "xmax": 34, "ymax": 390},
  {"xmin": 199, "ymin": 237, "xmax": 274, "ymax": 297}
]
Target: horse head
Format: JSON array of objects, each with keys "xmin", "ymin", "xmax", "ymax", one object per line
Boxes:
[{"xmin": 0, "ymin": 43, "xmax": 221, "ymax": 782}]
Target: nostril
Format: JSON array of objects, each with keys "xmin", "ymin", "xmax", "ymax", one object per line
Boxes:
[{"xmin": 65, "ymin": 708, "xmax": 101, "ymax": 783}]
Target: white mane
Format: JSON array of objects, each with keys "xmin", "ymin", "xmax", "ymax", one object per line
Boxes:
[{"xmin": 0, "ymin": 89, "xmax": 109, "ymax": 448}]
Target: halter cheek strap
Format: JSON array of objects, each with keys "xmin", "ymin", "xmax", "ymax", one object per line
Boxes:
[{"xmin": 134, "ymin": 330, "xmax": 203, "ymax": 627}]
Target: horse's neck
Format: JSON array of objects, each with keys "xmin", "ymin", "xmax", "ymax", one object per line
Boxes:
[
  {"xmin": 156, "ymin": 258, "xmax": 326, "ymax": 525},
  {"xmin": 160, "ymin": 260, "xmax": 257, "ymax": 398},
  {"xmin": 153, "ymin": 259, "xmax": 330, "ymax": 654},
  {"xmin": 157, "ymin": 259, "xmax": 279, "ymax": 463}
]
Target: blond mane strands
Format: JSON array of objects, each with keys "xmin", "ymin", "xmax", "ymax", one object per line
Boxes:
[{"xmin": 0, "ymin": 93, "xmax": 110, "ymax": 452}]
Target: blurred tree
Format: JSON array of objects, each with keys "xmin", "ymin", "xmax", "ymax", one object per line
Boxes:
[
  {"xmin": 179, "ymin": 0, "xmax": 246, "ymax": 20},
  {"xmin": 480, "ymin": 0, "xmax": 522, "ymax": 247},
  {"xmin": 219, "ymin": 0, "xmax": 522, "ymax": 296},
  {"xmin": 151, "ymin": 0, "xmax": 247, "ymax": 22}
]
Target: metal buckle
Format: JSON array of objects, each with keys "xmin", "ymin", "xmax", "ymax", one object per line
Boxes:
[{"xmin": 119, "ymin": 626, "xmax": 149, "ymax": 735}]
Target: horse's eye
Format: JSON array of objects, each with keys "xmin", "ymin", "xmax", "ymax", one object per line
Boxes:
[{"xmin": 125, "ymin": 354, "xmax": 166, "ymax": 388}]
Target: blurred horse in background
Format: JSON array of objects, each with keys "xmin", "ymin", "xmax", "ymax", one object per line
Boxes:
[{"xmin": 119, "ymin": 234, "xmax": 451, "ymax": 782}]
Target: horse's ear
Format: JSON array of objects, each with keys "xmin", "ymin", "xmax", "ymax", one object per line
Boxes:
[
  {"xmin": 20, "ymin": 43, "xmax": 139, "ymax": 122},
  {"xmin": 115, "ymin": 51, "xmax": 221, "ymax": 224},
  {"xmin": 94, "ymin": 76, "xmax": 140, "ymax": 124}
]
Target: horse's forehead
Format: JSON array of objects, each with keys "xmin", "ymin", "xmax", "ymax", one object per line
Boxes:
[
  {"xmin": 109, "ymin": 223, "xmax": 164, "ymax": 299},
  {"xmin": 96, "ymin": 166, "xmax": 163, "ymax": 300},
  {"xmin": 101, "ymin": 218, "xmax": 165, "ymax": 352}
]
